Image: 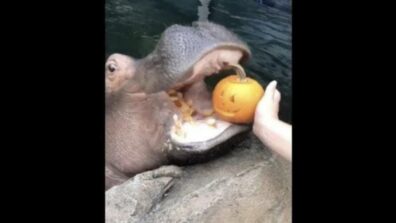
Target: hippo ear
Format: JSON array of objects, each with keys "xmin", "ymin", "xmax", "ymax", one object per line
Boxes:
[{"xmin": 105, "ymin": 54, "xmax": 137, "ymax": 96}]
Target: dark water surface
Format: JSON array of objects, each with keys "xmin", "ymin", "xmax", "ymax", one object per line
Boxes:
[{"xmin": 106, "ymin": 0, "xmax": 291, "ymax": 123}]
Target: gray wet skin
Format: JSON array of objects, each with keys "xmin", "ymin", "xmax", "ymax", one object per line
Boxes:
[{"xmin": 106, "ymin": 21, "xmax": 252, "ymax": 190}]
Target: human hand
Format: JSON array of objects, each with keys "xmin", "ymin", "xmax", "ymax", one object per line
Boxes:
[
  {"xmin": 253, "ymin": 80, "xmax": 292, "ymax": 161},
  {"xmin": 254, "ymin": 80, "xmax": 281, "ymax": 127}
]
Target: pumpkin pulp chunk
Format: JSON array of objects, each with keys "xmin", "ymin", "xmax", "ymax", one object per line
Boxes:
[{"xmin": 167, "ymin": 89, "xmax": 231, "ymax": 143}]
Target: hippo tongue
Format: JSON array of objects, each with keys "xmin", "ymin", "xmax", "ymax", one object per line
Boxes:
[{"xmin": 138, "ymin": 21, "xmax": 251, "ymax": 94}]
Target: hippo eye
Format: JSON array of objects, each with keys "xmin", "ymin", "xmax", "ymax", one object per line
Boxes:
[{"xmin": 108, "ymin": 63, "xmax": 116, "ymax": 72}]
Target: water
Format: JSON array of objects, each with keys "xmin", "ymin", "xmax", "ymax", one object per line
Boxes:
[{"xmin": 106, "ymin": 0, "xmax": 292, "ymax": 123}]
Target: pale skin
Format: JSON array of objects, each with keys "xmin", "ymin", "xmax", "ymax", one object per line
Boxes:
[{"xmin": 253, "ymin": 81, "xmax": 292, "ymax": 162}]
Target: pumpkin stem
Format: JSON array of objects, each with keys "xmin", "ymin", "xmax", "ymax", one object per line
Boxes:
[{"xmin": 227, "ymin": 64, "xmax": 247, "ymax": 81}]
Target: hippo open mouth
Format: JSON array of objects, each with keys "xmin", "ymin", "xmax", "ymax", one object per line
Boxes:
[
  {"xmin": 167, "ymin": 79, "xmax": 249, "ymax": 144},
  {"xmin": 164, "ymin": 47, "xmax": 251, "ymax": 163}
]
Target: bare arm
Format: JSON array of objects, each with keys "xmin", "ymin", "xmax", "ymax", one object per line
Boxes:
[{"xmin": 253, "ymin": 81, "xmax": 292, "ymax": 161}]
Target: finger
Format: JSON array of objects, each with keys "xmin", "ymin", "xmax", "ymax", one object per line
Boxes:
[
  {"xmin": 263, "ymin": 81, "xmax": 277, "ymax": 102},
  {"xmin": 255, "ymin": 80, "xmax": 277, "ymax": 114},
  {"xmin": 273, "ymin": 90, "xmax": 281, "ymax": 117},
  {"xmin": 274, "ymin": 89, "xmax": 281, "ymax": 104},
  {"xmin": 256, "ymin": 80, "xmax": 277, "ymax": 109}
]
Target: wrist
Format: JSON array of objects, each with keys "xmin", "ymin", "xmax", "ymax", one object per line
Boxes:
[{"xmin": 253, "ymin": 117, "xmax": 276, "ymax": 137}]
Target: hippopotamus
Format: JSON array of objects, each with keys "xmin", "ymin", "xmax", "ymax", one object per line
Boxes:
[{"xmin": 105, "ymin": 21, "xmax": 253, "ymax": 190}]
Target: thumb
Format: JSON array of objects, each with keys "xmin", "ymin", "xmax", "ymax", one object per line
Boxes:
[
  {"xmin": 273, "ymin": 89, "xmax": 281, "ymax": 118},
  {"xmin": 255, "ymin": 80, "xmax": 280, "ymax": 120},
  {"xmin": 262, "ymin": 81, "xmax": 277, "ymax": 102},
  {"xmin": 256, "ymin": 81, "xmax": 277, "ymax": 109}
]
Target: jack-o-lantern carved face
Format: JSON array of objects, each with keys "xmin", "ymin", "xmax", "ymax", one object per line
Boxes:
[{"xmin": 212, "ymin": 65, "xmax": 264, "ymax": 124}]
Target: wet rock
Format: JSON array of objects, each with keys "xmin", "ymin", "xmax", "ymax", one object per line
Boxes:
[{"xmin": 106, "ymin": 133, "xmax": 291, "ymax": 223}]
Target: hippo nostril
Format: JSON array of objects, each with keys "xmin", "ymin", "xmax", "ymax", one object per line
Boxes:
[{"xmin": 108, "ymin": 63, "xmax": 116, "ymax": 72}]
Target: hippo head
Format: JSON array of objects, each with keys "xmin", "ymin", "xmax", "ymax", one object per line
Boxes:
[{"xmin": 106, "ymin": 21, "xmax": 252, "ymax": 169}]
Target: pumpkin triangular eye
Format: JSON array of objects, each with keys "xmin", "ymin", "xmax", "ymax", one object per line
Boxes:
[{"xmin": 230, "ymin": 95, "xmax": 235, "ymax": 103}]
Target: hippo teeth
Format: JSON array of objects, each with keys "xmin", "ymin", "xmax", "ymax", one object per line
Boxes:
[{"xmin": 170, "ymin": 115, "xmax": 231, "ymax": 144}]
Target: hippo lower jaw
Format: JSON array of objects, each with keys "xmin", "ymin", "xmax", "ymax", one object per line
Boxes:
[
  {"xmin": 170, "ymin": 122, "xmax": 250, "ymax": 150},
  {"xmin": 167, "ymin": 114, "xmax": 250, "ymax": 164}
]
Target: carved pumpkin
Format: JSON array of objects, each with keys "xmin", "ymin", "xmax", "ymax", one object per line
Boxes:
[{"xmin": 212, "ymin": 64, "xmax": 264, "ymax": 124}]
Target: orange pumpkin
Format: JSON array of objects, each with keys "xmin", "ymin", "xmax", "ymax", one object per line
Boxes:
[{"xmin": 212, "ymin": 64, "xmax": 265, "ymax": 124}]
